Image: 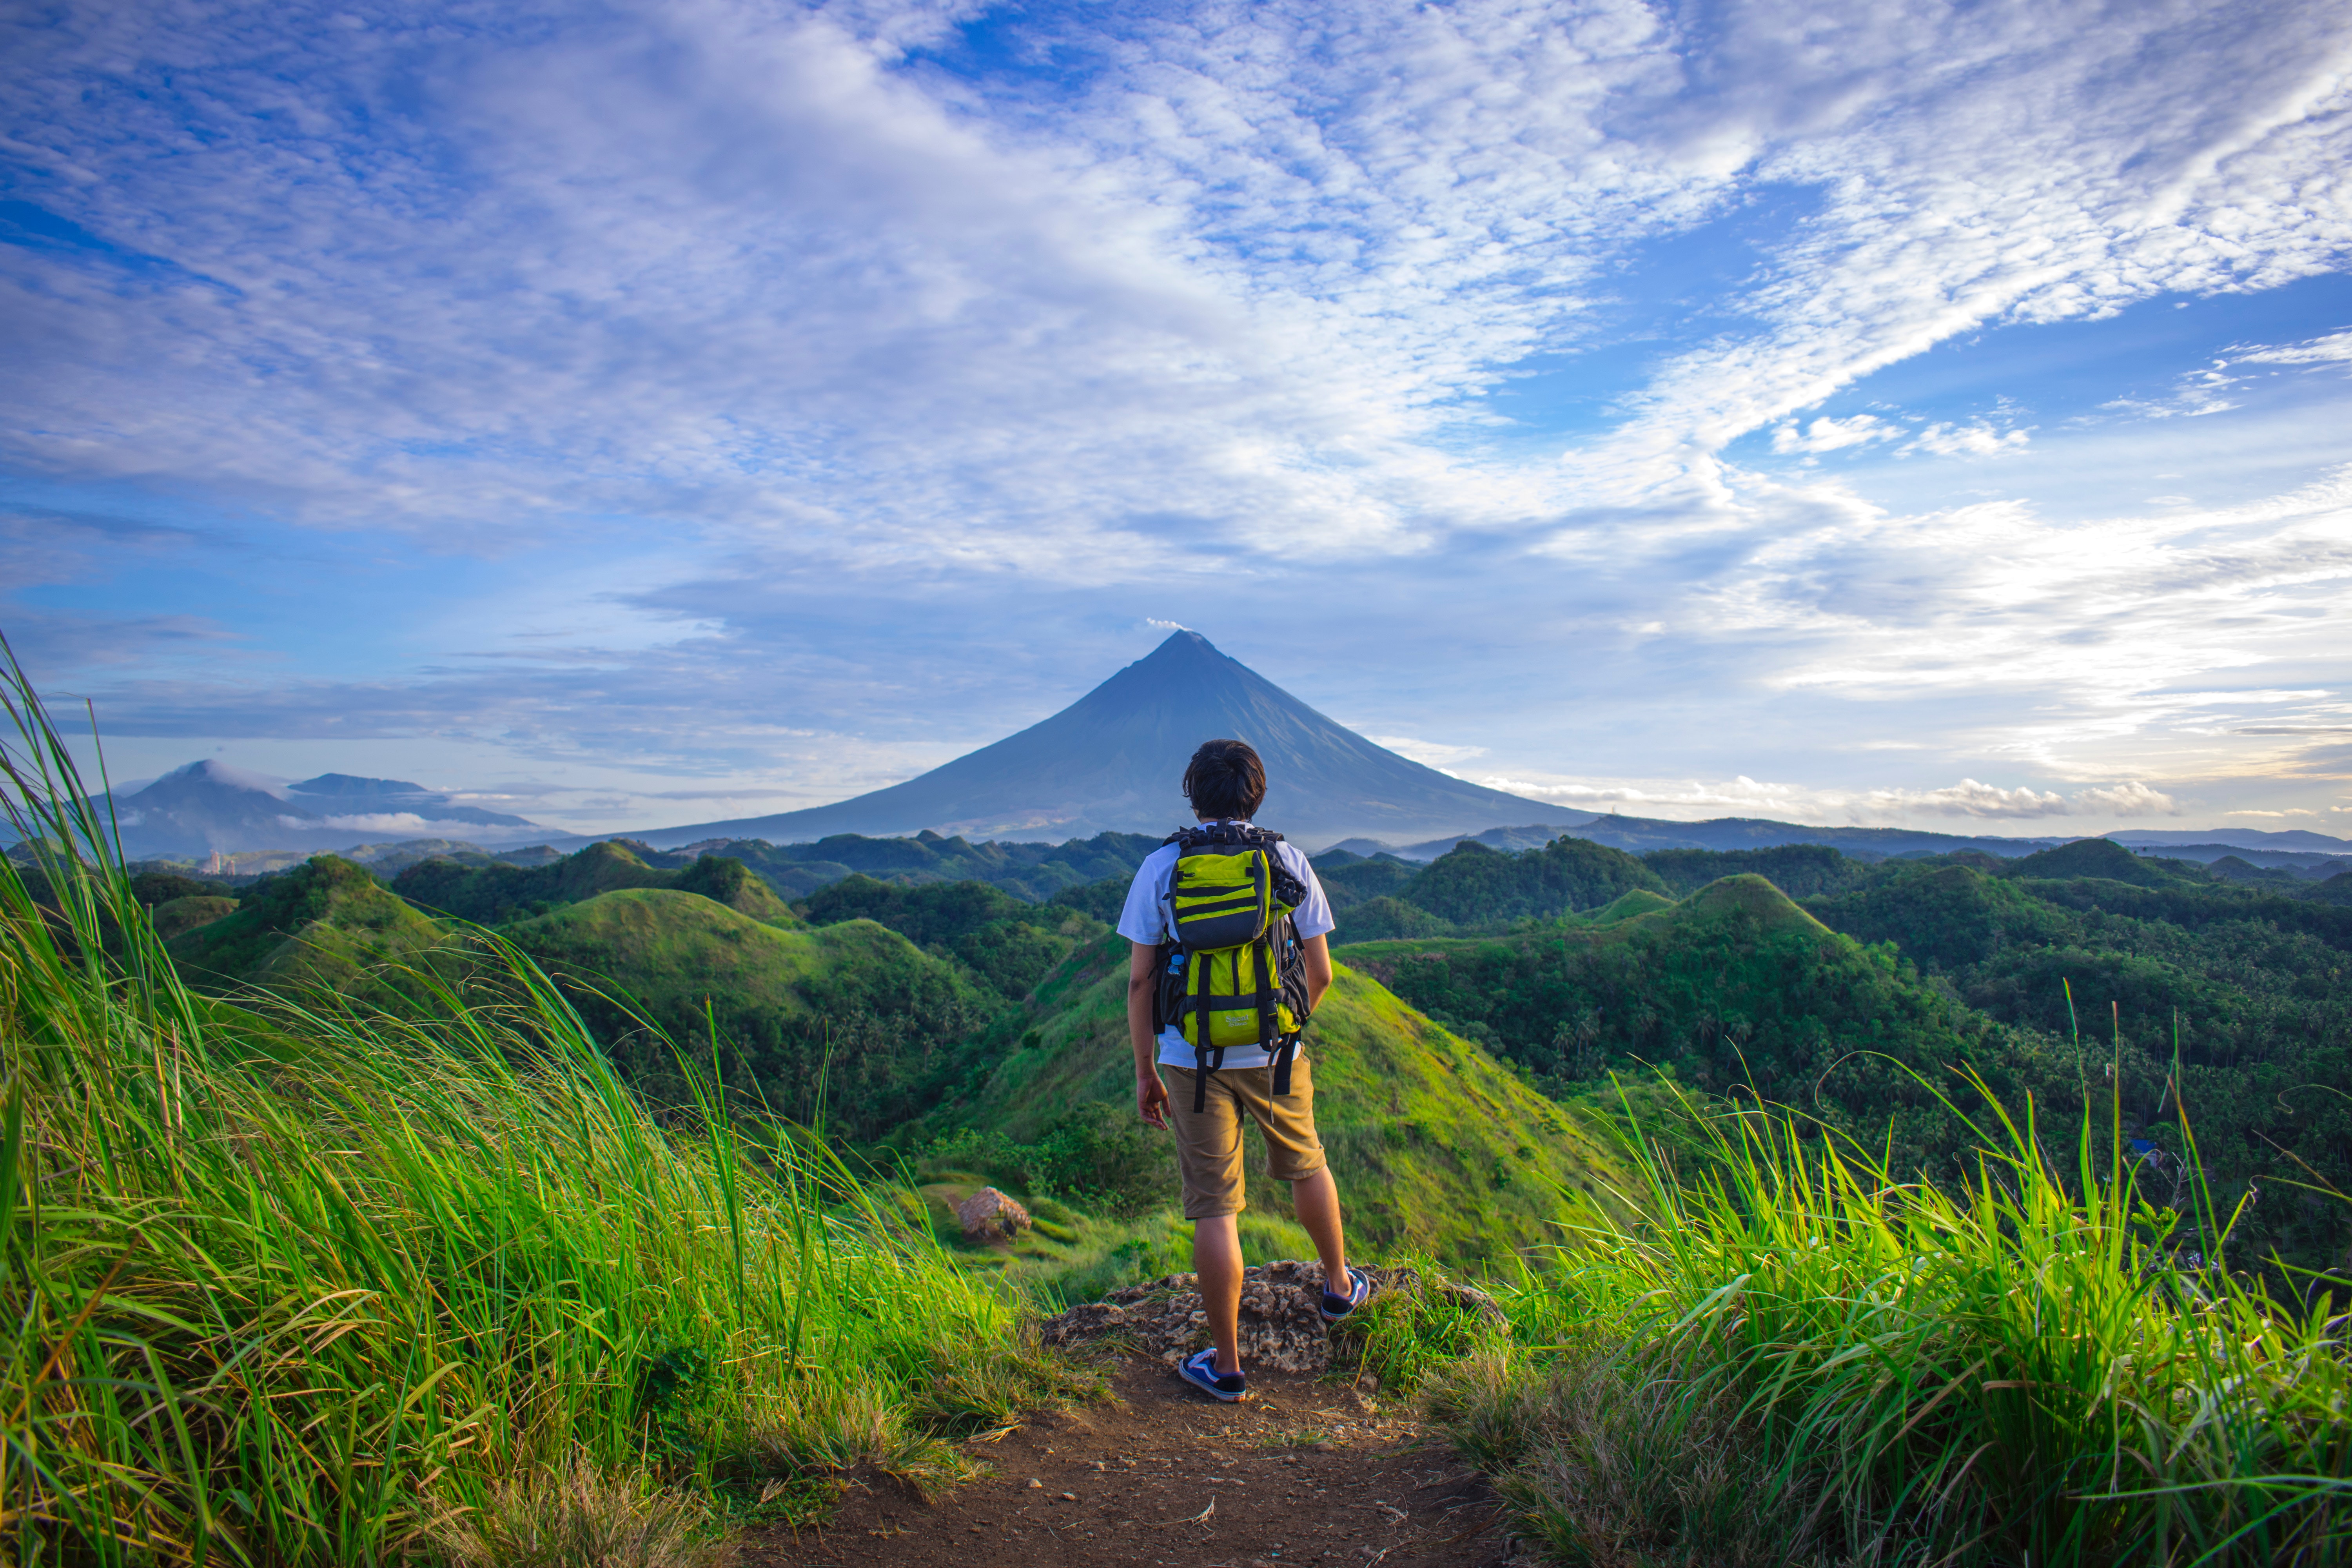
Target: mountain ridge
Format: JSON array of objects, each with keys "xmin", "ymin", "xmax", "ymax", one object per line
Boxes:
[
  {"xmin": 630, "ymin": 630, "xmax": 1559, "ymax": 847},
  {"xmin": 97, "ymin": 761, "xmax": 549, "ymax": 858}
]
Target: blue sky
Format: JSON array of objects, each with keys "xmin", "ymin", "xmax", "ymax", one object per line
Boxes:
[{"xmin": 3, "ymin": 0, "xmax": 2349, "ymax": 838}]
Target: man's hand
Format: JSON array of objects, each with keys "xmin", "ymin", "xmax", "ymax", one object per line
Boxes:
[
  {"xmin": 1136, "ymin": 1070, "xmax": 1170, "ymax": 1130},
  {"xmin": 1128, "ymin": 941, "xmax": 1169, "ymax": 1129}
]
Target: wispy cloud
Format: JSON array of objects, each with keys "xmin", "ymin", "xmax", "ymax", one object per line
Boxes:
[
  {"xmin": 1483, "ymin": 771, "xmax": 2178, "ymax": 824},
  {"xmin": 2, "ymin": 0, "xmax": 2347, "ymax": 831}
]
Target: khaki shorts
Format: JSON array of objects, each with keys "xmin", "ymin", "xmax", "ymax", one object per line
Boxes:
[{"xmin": 1164, "ymin": 1056, "xmax": 1327, "ymax": 1220}]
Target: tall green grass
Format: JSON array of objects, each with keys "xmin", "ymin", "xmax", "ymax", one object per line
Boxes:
[
  {"xmin": 1396, "ymin": 1081, "xmax": 2352, "ymax": 1566},
  {"xmin": 0, "ymin": 643, "xmax": 1083, "ymax": 1565}
]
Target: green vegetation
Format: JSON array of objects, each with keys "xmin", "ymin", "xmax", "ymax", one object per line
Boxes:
[
  {"xmin": 799, "ymin": 873, "xmax": 1109, "ymax": 1000},
  {"xmin": 168, "ymin": 852, "xmax": 462, "ymax": 1003},
  {"xmin": 1344, "ymin": 876, "xmax": 1998, "ymax": 1129},
  {"xmin": 129, "ymin": 868, "xmax": 237, "ymax": 905},
  {"xmin": 1317, "ymin": 835, "xmax": 1671, "ymax": 942},
  {"xmin": 0, "ymin": 650, "xmax": 1083, "ymax": 1567},
  {"xmin": 1402, "ymin": 837, "xmax": 1668, "ymax": 926},
  {"xmin": 161, "ymin": 844, "xmax": 999, "ymax": 1143},
  {"xmin": 665, "ymin": 828, "xmax": 1162, "ymax": 902},
  {"xmin": 1641, "ymin": 841, "xmax": 1866, "ymax": 898},
  {"xmin": 148, "ymin": 893, "xmax": 237, "ymax": 940},
  {"xmin": 503, "ymin": 891, "xmax": 996, "ymax": 1141},
  {"xmin": 1308, "ymin": 847, "xmax": 1421, "ymax": 908},
  {"xmin": 1376, "ymin": 1091, "xmax": 2352, "ymax": 1566},
  {"xmin": 394, "ymin": 839, "xmax": 799, "ymax": 926},
  {"xmin": 1802, "ymin": 849, "xmax": 2352, "ymax": 1274},
  {"xmin": 1040, "ymin": 873, "xmax": 1129, "ymax": 924},
  {"xmin": 1340, "ymin": 834, "xmax": 2352, "ymax": 1276}
]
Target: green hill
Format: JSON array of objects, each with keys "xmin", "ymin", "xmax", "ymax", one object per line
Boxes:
[
  {"xmin": 1589, "ymin": 887, "xmax": 1675, "ymax": 925},
  {"xmin": 645, "ymin": 829, "xmax": 1163, "ymax": 902},
  {"xmin": 926, "ymin": 930, "xmax": 1633, "ymax": 1268},
  {"xmin": 1803, "ymin": 856, "xmax": 2352, "ymax": 1270},
  {"xmin": 1342, "ymin": 876, "xmax": 2011, "ymax": 1171},
  {"xmin": 798, "ymin": 873, "xmax": 1108, "ymax": 1000},
  {"xmin": 1319, "ymin": 835, "xmax": 1670, "ymax": 943},
  {"xmin": 1309, "ymin": 848, "xmax": 1421, "ymax": 910},
  {"xmin": 1335, "ymin": 850, "xmax": 2352, "ymax": 1274},
  {"xmin": 1642, "ymin": 842, "xmax": 1866, "ymax": 898},
  {"xmin": 502, "ymin": 891, "xmax": 995, "ymax": 1140},
  {"xmin": 150, "ymin": 893, "xmax": 238, "ymax": 940},
  {"xmin": 392, "ymin": 840, "xmax": 800, "ymax": 927},
  {"xmin": 168, "ymin": 855, "xmax": 459, "ymax": 1001},
  {"xmin": 165, "ymin": 853, "xmax": 979, "ymax": 1142}
]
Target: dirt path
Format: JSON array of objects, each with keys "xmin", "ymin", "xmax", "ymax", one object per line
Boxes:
[{"xmin": 753, "ymin": 1356, "xmax": 1514, "ymax": 1568}]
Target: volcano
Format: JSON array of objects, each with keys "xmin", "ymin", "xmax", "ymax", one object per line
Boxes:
[{"xmin": 637, "ymin": 631, "xmax": 1569, "ymax": 848}]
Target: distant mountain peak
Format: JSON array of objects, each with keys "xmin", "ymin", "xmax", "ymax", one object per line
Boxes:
[
  {"xmin": 98, "ymin": 759, "xmax": 546, "ymax": 858},
  {"xmin": 290, "ymin": 773, "xmax": 432, "ymax": 797},
  {"xmin": 158, "ymin": 759, "xmax": 292, "ymax": 797},
  {"xmin": 635, "ymin": 633, "xmax": 1562, "ymax": 848}
]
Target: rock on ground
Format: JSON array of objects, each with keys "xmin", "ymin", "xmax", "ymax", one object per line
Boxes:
[
  {"xmin": 1041, "ymin": 1260, "xmax": 1430, "ymax": 1374},
  {"xmin": 957, "ymin": 1186, "xmax": 1032, "ymax": 1241}
]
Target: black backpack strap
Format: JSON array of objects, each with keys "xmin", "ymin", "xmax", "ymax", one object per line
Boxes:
[
  {"xmin": 1192, "ymin": 1041, "xmax": 1224, "ymax": 1112},
  {"xmin": 1270, "ymin": 1031, "xmax": 1298, "ymax": 1098},
  {"xmin": 1252, "ymin": 931, "xmax": 1278, "ymax": 1049}
]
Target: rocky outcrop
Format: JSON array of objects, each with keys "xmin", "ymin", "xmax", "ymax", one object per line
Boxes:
[
  {"xmin": 1040, "ymin": 1261, "xmax": 1454, "ymax": 1374},
  {"xmin": 956, "ymin": 1187, "xmax": 1032, "ymax": 1241}
]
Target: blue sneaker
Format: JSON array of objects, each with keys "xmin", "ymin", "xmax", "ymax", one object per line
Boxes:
[
  {"xmin": 1321, "ymin": 1270, "xmax": 1371, "ymax": 1323},
  {"xmin": 1177, "ymin": 1348, "xmax": 1247, "ymax": 1402}
]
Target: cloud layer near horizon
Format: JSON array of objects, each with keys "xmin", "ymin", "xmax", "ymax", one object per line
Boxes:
[{"xmin": 2, "ymin": 0, "xmax": 2348, "ymax": 834}]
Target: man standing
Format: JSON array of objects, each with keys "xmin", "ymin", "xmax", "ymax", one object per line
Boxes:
[{"xmin": 1118, "ymin": 738, "xmax": 1366, "ymax": 1402}]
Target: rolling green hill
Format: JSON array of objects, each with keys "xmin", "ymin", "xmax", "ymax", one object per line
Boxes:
[
  {"xmin": 1318, "ymin": 834, "xmax": 1670, "ymax": 943},
  {"xmin": 501, "ymin": 891, "xmax": 995, "ymax": 1140},
  {"xmin": 1802, "ymin": 854, "xmax": 2352, "ymax": 1270},
  {"xmin": 150, "ymin": 893, "xmax": 238, "ymax": 940},
  {"xmin": 645, "ymin": 829, "xmax": 1164, "ymax": 902},
  {"xmin": 1338, "ymin": 846, "xmax": 2352, "ymax": 1274},
  {"xmin": 393, "ymin": 840, "xmax": 799, "ymax": 926},
  {"xmin": 168, "ymin": 855, "xmax": 461, "ymax": 1001},
  {"xmin": 924, "ymin": 930, "xmax": 1633, "ymax": 1268},
  {"xmin": 1342, "ymin": 875, "xmax": 2005, "ymax": 1159},
  {"xmin": 798, "ymin": 873, "xmax": 1109, "ymax": 1000},
  {"xmin": 164, "ymin": 853, "xmax": 981, "ymax": 1142}
]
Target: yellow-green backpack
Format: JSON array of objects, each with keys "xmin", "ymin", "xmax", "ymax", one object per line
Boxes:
[{"xmin": 1152, "ymin": 823, "xmax": 1314, "ymax": 1111}]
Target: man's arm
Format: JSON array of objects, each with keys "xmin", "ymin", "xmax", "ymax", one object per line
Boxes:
[
  {"xmin": 1129, "ymin": 942, "xmax": 1170, "ymax": 1129},
  {"xmin": 1301, "ymin": 933, "xmax": 1333, "ymax": 1013}
]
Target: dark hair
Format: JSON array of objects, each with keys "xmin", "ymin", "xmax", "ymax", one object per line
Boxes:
[{"xmin": 1183, "ymin": 739, "xmax": 1266, "ymax": 820}]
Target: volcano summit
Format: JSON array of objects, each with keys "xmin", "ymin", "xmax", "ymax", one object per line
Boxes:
[{"xmin": 639, "ymin": 631, "xmax": 1563, "ymax": 848}]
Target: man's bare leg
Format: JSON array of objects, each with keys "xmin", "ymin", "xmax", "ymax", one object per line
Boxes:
[
  {"xmin": 1289, "ymin": 1167, "xmax": 1352, "ymax": 1298},
  {"xmin": 1194, "ymin": 1212, "xmax": 1245, "ymax": 1376}
]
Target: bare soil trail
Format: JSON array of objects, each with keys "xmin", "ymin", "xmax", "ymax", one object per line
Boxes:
[{"xmin": 753, "ymin": 1356, "xmax": 1514, "ymax": 1568}]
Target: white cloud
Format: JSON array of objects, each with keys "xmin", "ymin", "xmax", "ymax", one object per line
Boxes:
[
  {"xmin": 2, "ymin": 0, "xmax": 2345, "ymax": 565},
  {"xmin": 1906, "ymin": 422, "xmax": 2033, "ymax": 457},
  {"xmin": 2234, "ymin": 329, "xmax": 2352, "ymax": 368},
  {"xmin": 3, "ymin": 0, "xmax": 2349, "ymax": 828},
  {"xmin": 1691, "ymin": 466, "xmax": 2352, "ymax": 781},
  {"xmin": 1479, "ymin": 771, "xmax": 2177, "ymax": 822},
  {"xmin": 1862, "ymin": 779, "xmax": 2071, "ymax": 817},
  {"xmin": 2069, "ymin": 781, "xmax": 2183, "ymax": 817},
  {"xmin": 1772, "ymin": 415, "xmax": 1895, "ymax": 454},
  {"xmin": 1363, "ymin": 734, "xmax": 1490, "ymax": 769}
]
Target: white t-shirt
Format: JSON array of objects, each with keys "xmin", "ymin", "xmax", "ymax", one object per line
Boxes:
[{"xmin": 1116, "ymin": 822, "xmax": 1336, "ymax": 1070}]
